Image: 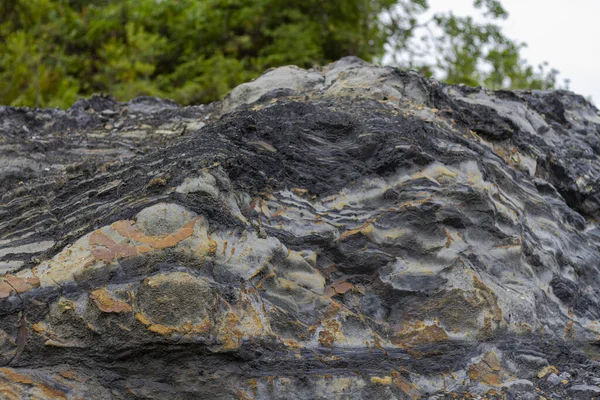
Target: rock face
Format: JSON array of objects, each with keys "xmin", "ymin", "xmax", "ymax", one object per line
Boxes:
[{"xmin": 1, "ymin": 57, "xmax": 600, "ymax": 399}]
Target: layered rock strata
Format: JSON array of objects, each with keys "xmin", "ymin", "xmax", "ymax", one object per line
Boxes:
[{"xmin": 1, "ymin": 57, "xmax": 600, "ymax": 399}]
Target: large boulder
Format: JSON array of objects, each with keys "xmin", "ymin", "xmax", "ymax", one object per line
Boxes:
[{"xmin": 1, "ymin": 57, "xmax": 600, "ymax": 399}]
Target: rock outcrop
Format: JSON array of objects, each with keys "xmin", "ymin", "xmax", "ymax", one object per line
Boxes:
[{"xmin": 1, "ymin": 57, "xmax": 600, "ymax": 399}]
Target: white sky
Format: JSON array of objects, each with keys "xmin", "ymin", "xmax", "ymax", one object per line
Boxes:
[{"xmin": 425, "ymin": 0, "xmax": 600, "ymax": 106}]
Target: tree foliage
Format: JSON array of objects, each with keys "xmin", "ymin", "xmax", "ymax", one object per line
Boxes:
[
  {"xmin": 0, "ymin": 0, "xmax": 565, "ymax": 108},
  {"xmin": 385, "ymin": 0, "xmax": 564, "ymax": 90}
]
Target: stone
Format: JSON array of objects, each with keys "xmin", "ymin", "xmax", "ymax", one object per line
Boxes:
[
  {"xmin": 504, "ymin": 379, "xmax": 536, "ymax": 400},
  {"xmin": 568, "ymin": 385, "xmax": 600, "ymax": 399},
  {"xmin": 538, "ymin": 366, "xmax": 559, "ymax": 379},
  {"xmin": 539, "ymin": 373, "xmax": 561, "ymax": 389},
  {"xmin": 221, "ymin": 65, "xmax": 324, "ymax": 113},
  {"xmin": 1, "ymin": 57, "xmax": 600, "ymax": 399},
  {"xmin": 505, "ymin": 379, "xmax": 535, "ymax": 391},
  {"xmin": 559, "ymin": 372, "xmax": 572, "ymax": 381}
]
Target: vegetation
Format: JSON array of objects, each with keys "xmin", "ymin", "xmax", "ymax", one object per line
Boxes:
[{"xmin": 0, "ymin": 0, "xmax": 564, "ymax": 108}]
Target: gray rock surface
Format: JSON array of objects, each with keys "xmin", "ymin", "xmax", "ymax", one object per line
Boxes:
[
  {"xmin": 1, "ymin": 57, "xmax": 600, "ymax": 399},
  {"xmin": 569, "ymin": 384, "xmax": 600, "ymax": 399}
]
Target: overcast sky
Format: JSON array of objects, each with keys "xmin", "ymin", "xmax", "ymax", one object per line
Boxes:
[{"xmin": 422, "ymin": 0, "xmax": 599, "ymax": 107}]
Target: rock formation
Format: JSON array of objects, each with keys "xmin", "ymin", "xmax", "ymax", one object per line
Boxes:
[{"xmin": 1, "ymin": 57, "xmax": 600, "ymax": 399}]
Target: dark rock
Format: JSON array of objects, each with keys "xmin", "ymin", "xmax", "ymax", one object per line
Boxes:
[
  {"xmin": 1, "ymin": 57, "xmax": 600, "ymax": 398},
  {"xmin": 504, "ymin": 379, "xmax": 536, "ymax": 398}
]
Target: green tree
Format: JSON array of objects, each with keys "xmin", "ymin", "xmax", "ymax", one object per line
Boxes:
[
  {"xmin": 385, "ymin": 0, "xmax": 564, "ymax": 90},
  {"xmin": 0, "ymin": 0, "xmax": 566, "ymax": 108}
]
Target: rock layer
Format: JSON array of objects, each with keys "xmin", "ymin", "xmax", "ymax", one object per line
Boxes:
[{"xmin": 1, "ymin": 57, "xmax": 600, "ymax": 399}]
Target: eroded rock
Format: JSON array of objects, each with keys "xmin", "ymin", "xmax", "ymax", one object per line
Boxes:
[{"xmin": 1, "ymin": 57, "xmax": 600, "ymax": 399}]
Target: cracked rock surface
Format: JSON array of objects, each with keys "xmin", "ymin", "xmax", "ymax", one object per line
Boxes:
[{"xmin": 1, "ymin": 57, "xmax": 600, "ymax": 399}]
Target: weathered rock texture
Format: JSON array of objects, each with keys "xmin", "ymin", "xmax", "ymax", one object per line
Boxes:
[{"xmin": 1, "ymin": 57, "xmax": 600, "ymax": 399}]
